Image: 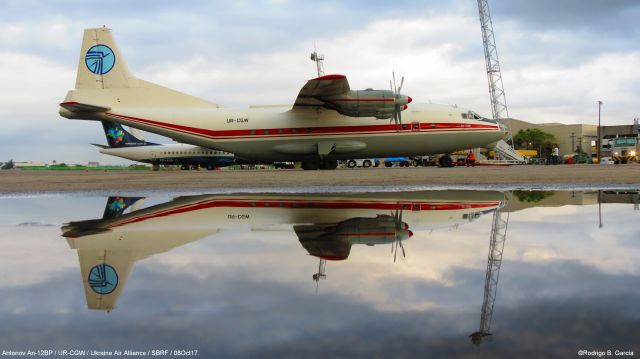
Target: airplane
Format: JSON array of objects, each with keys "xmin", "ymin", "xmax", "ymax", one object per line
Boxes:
[
  {"xmin": 94, "ymin": 121, "xmax": 236, "ymax": 170},
  {"xmin": 61, "ymin": 191, "xmax": 504, "ymax": 311},
  {"xmin": 59, "ymin": 27, "xmax": 507, "ymax": 170}
]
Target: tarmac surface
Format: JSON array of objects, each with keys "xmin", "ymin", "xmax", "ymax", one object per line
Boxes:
[{"xmin": 1, "ymin": 164, "xmax": 639, "ymax": 193}]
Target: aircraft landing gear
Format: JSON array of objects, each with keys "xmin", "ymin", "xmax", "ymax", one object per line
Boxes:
[
  {"xmin": 438, "ymin": 154, "xmax": 454, "ymax": 168},
  {"xmin": 301, "ymin": 159, "xmax": 321, "ymax": 170},
  {"xmin": 152, "ymin": 163, "xmax": 160, "ymax": 171},
  {"xmin": 301, "ymin": 158, "xmax": 337, "ymax": 170},
  {"xmin": 321, "ymin": 158, "xmax": 338, "ymax": 170}
]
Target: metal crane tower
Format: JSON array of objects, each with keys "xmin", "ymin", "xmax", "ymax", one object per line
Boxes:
[
  {"xmin": 477, "ymin": 0, "xmax": 524, "ymax": 163},
  {"xmin": 470, "ymin": 193, "xmax": 510, "ymax": 345},
  {"xmin": 477, "ymin": 0, "xmax": 509, "ymax": 123}
]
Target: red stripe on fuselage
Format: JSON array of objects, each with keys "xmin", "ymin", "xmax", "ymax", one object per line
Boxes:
[
  {"xmin": 105, "ymin": 112, "xmax": 499, "ymax": 141},
  {"xmin": 106, "ymin": 199, "xmax": 501, "ymax": 229}
]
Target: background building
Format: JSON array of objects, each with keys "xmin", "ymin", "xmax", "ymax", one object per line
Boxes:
[{"xmin": 503, "ymin": 119, "xmax": 597, "ymax": 158}]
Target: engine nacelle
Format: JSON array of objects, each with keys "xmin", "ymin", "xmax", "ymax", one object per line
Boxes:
[{"xmin": 322, "ymin": 89, "xmax": 412, "ymax": 119}]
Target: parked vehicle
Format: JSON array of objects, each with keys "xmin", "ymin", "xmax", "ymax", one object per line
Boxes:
[
  {"xmin": 609, "ymin": 137, "xmax": 638, "ymax": 164},
  {"xmin": 384, "ymin": 157, "xmax": 411, "ymax": 167},
  {"xmin": 344, "ymin": 158, "xmax": 380, "ymax": 168}
]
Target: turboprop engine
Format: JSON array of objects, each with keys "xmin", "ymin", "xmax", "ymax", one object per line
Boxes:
[{"xmin": 322, "ymin": 89, "xmax": 412, "ymax": 119}]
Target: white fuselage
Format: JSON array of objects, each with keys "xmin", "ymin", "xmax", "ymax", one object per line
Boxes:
[
  {"xmin": 102, "ymin": 103, "xmax": 505, "ymax": 161},
  {"xmin": 99, "ymin": 143, "xmax": 233, "ymax": 163}
]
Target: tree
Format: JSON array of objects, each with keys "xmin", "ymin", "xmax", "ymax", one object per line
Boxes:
[
  {"xmin": 1, "ymin": 159, "xmax": 15, "ymax": 170},
  {"xmin": 514, "ymin": 190, "xmax": 555, "ymax": 203},
  {"xmin": 513, "ymin": 128, "xmax": 556, "ymax": 151}
]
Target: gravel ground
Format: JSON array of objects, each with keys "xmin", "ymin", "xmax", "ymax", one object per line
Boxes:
[{"xmin": 1, "ymin": 164, "xmax": 639, "ymax": 193}]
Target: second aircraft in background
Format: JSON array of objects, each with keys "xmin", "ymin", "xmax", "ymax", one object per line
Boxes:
[{"xmin": 95, "ymin": 121, "xmax": 236, "ymax": 170}]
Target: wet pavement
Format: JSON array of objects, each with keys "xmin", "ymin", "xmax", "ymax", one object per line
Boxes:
[{"xmin": 0, "ymin": 189, "xmax": 638, "ymax": 358}]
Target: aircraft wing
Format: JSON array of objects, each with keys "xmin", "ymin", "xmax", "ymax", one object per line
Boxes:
[{"xmin": 292, "ymin": 74, "xmax": 350, "ymax": 109}]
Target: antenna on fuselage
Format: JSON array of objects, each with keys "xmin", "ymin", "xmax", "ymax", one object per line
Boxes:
[
  {"xmin": 310, "ymin": 43, "xmax": 325, "ymax": 77},
  {"xmin": 313, "ymin": 259, "xmax": 327, "ymax": 294}
]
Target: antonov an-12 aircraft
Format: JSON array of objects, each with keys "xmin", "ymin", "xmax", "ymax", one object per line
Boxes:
[
  {"xmin": 62, "ymin": 191, "xmax": 504, "ymax": 310},
  {"xmin": 60, "ymin": 28, "xmax": 506, "ymax": 170}
]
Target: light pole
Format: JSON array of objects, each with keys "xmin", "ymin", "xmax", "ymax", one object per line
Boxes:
[{"xmin": 597, "ymin": 101, "xmax": 603, "ymax": 163}]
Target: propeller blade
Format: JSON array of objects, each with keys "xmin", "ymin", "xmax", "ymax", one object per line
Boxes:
[
  {"xmin": 392, "ymin": 71, "xmax": 397, "ymax": 93},
  {"xmin": 399, "ymin": 239, "xmax": 406, "ymax": 258},
  {"xmin": 398, "ymin": 76, "xmax": 405, "ymax": 93},
  {"xmin": 394, "ymin": 240, "xmax": 398, "ymax": 263}
]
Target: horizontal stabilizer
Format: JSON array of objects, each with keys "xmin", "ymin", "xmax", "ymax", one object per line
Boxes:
[
  {"xmin": 60, "ymin": 101, "xmax": 111, "ymax": 113},
  {"xmin": 91, "ymin": 143, "xmax": 109, "ymax": 149}
]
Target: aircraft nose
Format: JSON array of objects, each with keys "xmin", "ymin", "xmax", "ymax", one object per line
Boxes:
[{"xmin": 498, "ymin": 122, "xmax": 509, "ymax": 139}]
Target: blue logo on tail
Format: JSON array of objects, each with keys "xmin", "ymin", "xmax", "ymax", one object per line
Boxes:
[
  {"xmin": 88, "ymin": 264, "xmax": 118, "ymax": 294},
  {"xmin": 85, "ymin": 45, "xmax": 115, "ymax": 75}
]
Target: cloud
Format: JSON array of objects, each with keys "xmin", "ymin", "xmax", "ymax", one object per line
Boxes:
[
  {"xmin": 492, "ymin": 0, "xmax": 640, "ymax": 35},
  {"xmin": 0, "ymin": 1, "xmax": 638, "ymax": 163}
]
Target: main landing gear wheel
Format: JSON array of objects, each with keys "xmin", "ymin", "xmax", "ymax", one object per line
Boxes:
[
  {"xmin": 302, "ymin": 158, "xmax": 337, "ymax": 170},
  {"xmin": 438, "ymin": 155, "xmax": 454, "ymax": 168},
  {"xmin": 321, "ymin": 159, "xmax": 338, "ymax": 170},
  {"xmin": 301, "ymin": 159, "xmax": 321, "ymax": 170}
]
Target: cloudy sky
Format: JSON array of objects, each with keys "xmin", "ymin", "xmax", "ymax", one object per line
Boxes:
[{"xmin": 1, "ymin": 0, "xmax": 639, "ymax": 164}]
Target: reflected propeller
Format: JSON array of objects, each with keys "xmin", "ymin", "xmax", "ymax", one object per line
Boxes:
[{"xmin": 390, "ymin": 208, "xmax": 411, "ymax": 262}]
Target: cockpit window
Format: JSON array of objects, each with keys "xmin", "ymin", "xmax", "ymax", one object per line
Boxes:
[{"xmin": 463, "ymin": 111, "xmax": 498, "ymax": 123}]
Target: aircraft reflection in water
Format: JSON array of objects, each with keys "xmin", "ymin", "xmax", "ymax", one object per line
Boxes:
[{"xmin": 61, "ymin": 191, "xmax": 504, "ymax": 312}]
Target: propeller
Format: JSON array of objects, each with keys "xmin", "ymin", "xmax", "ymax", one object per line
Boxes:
[
  {"xmin": 389, "ymin": 71, "xmax": 412, "ymax": 127},
  {"xmin": 390, "ymin": 208, "xmax": 411, "ymax": 262}
]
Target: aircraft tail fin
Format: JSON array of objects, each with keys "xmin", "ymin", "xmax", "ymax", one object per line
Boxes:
[
  {"xmin": 77, "ymin": 249, "xmax": 134, "ymax": 311},
  {"xmin": 101, "ymin": 121, "xmax": 158, "ymax": 148},
  {"xmin": 102, "ymin": 196, "xmax": 146, "ymax": 218},
  {"xmin": 76, "ymin": 27, "xmax": 135, "ymax": 90},
  {"xmin": 62, "ymin": 27, "xmax": 218, "ymax": 111}
]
